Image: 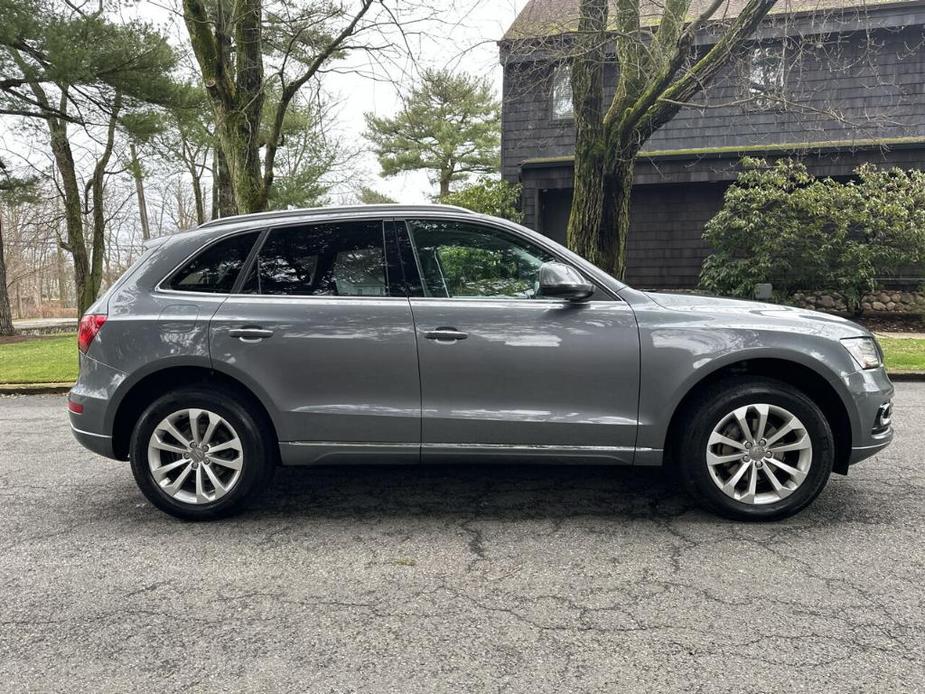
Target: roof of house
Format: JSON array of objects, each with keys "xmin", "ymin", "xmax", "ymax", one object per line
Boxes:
[{"xmin": 502, "ymin": 0, "xmax": 918, "ymax": 41}]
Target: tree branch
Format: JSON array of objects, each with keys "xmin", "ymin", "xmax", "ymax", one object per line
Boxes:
[
  {"xmin": 263, "ymin": 0, "xmax": 375, "ymax": 192},
  {"xmin": 638, "ymin": 0, "xmax": 777, "ymax": 141}
]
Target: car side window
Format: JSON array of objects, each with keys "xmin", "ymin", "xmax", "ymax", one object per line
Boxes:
[
  {"xmin": 403, "ymin": 219, "xmax": 556, "ymax": 299},
  {"xmin": 242, "ymin": 221, "xmax": 389, "ymax": 296},
  {"xmin": 168, "ymin": 231, "xmax": 260, "ymax": 294}
]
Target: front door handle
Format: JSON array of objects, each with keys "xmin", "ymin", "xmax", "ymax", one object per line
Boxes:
[
  {"xmin": 424, "ymin": 327, "xmax": 468, "ymax": 342},
  {"xmin": 229, "ymin": 327, "xmax": 274, "ymax": 342}
]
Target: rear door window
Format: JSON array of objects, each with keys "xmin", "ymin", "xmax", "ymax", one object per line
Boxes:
[
  {"xmin": 241, "ymin": 220, "xmax": 391, "ymax": 296},
  {"xmin": 168, "ymin": 231, "xmax": 260, "ymax": 293}
]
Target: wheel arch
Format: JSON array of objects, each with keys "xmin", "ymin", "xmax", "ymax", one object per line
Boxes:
[
  {"xmin": 110, "ymin": 364, "xmax": 280, "ymax": 461},
  {"xmin": 663, "ymin": 357, "xmax": 855, "ymax": 475}
]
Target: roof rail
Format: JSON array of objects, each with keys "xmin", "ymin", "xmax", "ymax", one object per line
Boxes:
[{"xmin": 198, "ymin": 203, "xmax": 476, "ymax": 229}]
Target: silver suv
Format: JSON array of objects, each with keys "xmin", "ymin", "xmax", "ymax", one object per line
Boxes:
[{"xmin": 69, "ymin": 205, "xmax": 894, "ymax": 521}]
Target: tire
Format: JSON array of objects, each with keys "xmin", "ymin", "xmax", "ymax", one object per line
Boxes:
[
  {"xmin": 677, "ymin": 376, "xmax": 834, "ymax": 522},
  {"xmin": 129, "ymin": 386, "xmax": 275, "ymax": 520}
]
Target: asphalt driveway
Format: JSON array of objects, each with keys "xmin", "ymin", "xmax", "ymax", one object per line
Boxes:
[{"xmin": 0, "ymin": 387, "xmax": 923, "ymax": 693}]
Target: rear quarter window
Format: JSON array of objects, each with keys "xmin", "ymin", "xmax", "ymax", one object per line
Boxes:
[{"xmin": 167, "ymin": 232, "xmax": 260, "ymax": 293}]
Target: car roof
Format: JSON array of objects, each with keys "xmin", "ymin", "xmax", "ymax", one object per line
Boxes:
[{"xmin": 196, "ymin": 204, "xmax": 477, "ymax": 231}]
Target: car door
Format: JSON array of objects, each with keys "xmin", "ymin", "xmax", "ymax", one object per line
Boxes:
[
  {"xmin": 398, "ymin": 217, "xmax": 640, "ymax": 464},
  {"xmin": 209, "ymin": 218, "xmax": 421, "ymax": 464}
]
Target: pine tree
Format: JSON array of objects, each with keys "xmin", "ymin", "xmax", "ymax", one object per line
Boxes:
[{"xmin": 365, "ymin": 69, "xmax": 501, "ymax": 199}]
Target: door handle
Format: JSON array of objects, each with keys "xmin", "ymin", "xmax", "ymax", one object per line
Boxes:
[
  {"xmin": 228, "ymin": 327, "xmax": 274, "ymax": 342},
  {"xmin": 424, "ymin": 327, "xmax": 468, "ymax": 342}
]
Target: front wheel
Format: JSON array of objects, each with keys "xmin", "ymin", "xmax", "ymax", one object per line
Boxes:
[
  {"xmin": 678, "ymin": 376, "xmax": 835, "ymax": 521},
  {"xmin": 129, "ymin": 387, "xmax": 275, "ymax": 520}
]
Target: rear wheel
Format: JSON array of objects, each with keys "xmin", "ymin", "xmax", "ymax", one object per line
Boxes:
[
  {"xmin": 129, "ymin": 387, "xmax": 275, "ymax": 520},
  {"xmin": 678, "ymin": 377, "xmax": 834, "ymax": 521}
]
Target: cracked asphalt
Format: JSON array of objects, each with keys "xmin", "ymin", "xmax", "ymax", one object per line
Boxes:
[{"xmin": 1, "ymin": 387, "xmax": 923, "ymax": 693}]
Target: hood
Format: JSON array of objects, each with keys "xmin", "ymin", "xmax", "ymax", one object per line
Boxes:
[{"xmin": 642, "ymin": 291, "xmax": 871, "ymax": 338}]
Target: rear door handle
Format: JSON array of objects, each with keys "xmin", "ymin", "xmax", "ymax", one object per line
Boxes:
[
  {"xmin": 424, "ymin": 327, "xmax": 468, "ymax": 342},
  {"xmin": 229, "ymin": 327, "xmax": 274, "ymax": 342}
]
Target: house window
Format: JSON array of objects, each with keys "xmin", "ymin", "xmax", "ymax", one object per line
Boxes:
[
  {"xmin": 745, "ymin": 44, "xmax": 786, "ymax": 109},
  {"xmin": 551, "ymin": 64, "xmax": 573, "ymax": 120}
]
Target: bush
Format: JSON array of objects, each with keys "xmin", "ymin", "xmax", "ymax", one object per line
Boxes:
[
  {"xmin": 442, "ymin": 178, "xmax": 523, "ymax": 222},
  {"xmin": 699, "ymin": 158, "xmax": 925, "ymax": 312}
]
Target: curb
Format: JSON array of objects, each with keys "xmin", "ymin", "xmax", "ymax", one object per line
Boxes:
[
  {"xmin": 886, "ymin": 372, "xmax": 925, "ymax": 382},
  {"xmin": 0, "ymin": 383, "xmax": 73, "ymax": 395},
  {"xmin": 3, "ymin": 372, "xmax": 925, "ymax": 396}
]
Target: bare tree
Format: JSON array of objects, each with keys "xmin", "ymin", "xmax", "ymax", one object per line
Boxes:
[
  {"xmin": 560, "ymin": 0, "xmax": 779, "ymax": 276},
  {"xmin": 182, "ymin": 0, "xmax": 454, "ymax": 214},
  {"xmin": 0, "ymin": 1, "xmax": 175, "ymax": 312},
  {"xmin": 182, "ymin": 0, "xmax": 378, "ymax": 213}
]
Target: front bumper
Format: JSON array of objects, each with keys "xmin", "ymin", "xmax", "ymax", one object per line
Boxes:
[{"xmin": 842, "ymin": 366, "xmax": 894, "ymax": 470}]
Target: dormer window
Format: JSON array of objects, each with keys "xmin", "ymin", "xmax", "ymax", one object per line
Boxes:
[
  {"xmin": 745, "ymin": 44, "xmax": 786, "ymax": 110},
  {"xmin": 551, "ymin": 64, "xmax": 574, "ymax": 120}
]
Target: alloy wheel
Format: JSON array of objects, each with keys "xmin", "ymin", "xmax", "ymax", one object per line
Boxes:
[
  {"xmin": 705, "ymin": 403, "xmax": 813, "ymax": 505},
  {"xmin": 147, "ymin": 408, "xmax": 244, "ymax": 505}
]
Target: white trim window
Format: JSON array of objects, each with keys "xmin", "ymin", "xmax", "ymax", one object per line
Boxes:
[
  {"xmin": 551, "ymin": 64, "xmax": 574, "ymax": 120},
  {"xmin": 746, "ymin": 44, "xmax": 787, "ymax": 110}
]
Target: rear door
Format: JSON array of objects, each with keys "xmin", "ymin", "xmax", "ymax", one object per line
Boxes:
[
  {"xmin": 398, "ymin": 217, "xmax": 640, "ymax": 463},
  {"xmin": 209, "ymin": 218, "xmax": 420, "ymax": 463}
]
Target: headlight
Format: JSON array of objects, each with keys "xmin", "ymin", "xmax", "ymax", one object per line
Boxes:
[{"xmin": 841, "ymin": 337, "xmax": 882, "ymax": 370}]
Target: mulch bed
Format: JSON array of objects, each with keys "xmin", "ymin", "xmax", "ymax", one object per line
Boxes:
[{"xmin": 853, "ymin": 314, "xmax": 925, "ymax": 333}]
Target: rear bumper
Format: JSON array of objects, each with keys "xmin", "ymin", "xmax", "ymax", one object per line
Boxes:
[
  {"xmin": 70, "ymin": 424, "xmax": 116, "ymax": 459},
  {"xmin": 68, "ymin": 353, "xmax": 126, "ymax": 460}
]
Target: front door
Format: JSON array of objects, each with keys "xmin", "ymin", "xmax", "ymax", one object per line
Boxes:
[
  {"xmin": 210, "ymin": 218, "xmax": 420, "ymax": 463},
  {"xmin": 397, "ymin": 218, "xmax": 640, "ymax": 464}
]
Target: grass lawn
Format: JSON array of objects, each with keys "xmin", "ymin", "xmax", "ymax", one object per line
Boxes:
[
  {"xmin": 0, "ymin": 334, "xmax": 78, "ymax": 384},
  {"xmin": 0, "ymin": 333, "xmax": 923, "ymax": 385},
  {"xmin": 878, "ymin": 337, "xmax": 925, "ymax": 372}
]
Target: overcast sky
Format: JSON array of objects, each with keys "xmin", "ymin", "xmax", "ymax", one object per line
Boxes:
[{"xmin": 129, "ymin": 0, "xmax": 531, "ymax": 203}]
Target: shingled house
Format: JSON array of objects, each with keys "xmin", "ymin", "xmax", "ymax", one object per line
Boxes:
[{"xmin": 500, "ymin": 0, "xmax": 925, "ymax": 288}]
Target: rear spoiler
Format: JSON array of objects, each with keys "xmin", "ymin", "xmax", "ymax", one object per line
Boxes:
[{"xmin": 143, "ymin": 235, "xmax": 170, "ymax": 250}]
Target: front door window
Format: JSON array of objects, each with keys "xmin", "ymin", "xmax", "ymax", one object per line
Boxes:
[{"xmin": 402, "ymin": 219, "xmax": 556, "ymax": 299}]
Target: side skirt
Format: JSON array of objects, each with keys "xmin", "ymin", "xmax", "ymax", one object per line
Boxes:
[{"xmin": 279, "ymin": 442, "xmax": 663, "ymax": 467}]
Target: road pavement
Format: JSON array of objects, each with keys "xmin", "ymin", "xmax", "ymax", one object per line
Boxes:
[{"xmin": 1, "ymin": 387, "xmax": 923, "ymax": 693}]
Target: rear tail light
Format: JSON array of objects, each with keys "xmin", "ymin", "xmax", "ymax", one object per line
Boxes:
[
  {"xmin": 77, "ymin": 314, "xmax": 107, "ymax": 354},
  {"xmin": 67, "ymin": 399, "xmax": 84, "ymax": 414}
]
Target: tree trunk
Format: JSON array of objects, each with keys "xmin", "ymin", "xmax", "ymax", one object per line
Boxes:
[
  {"xmin": 87, "ymin": 94, "xmax": 121, "ymax": 311},
  {"xmin": 56, "ymin": 244, "xmax": 69, "ymax": 307},
  {"xmin": 191, "ymin": 167, "xmax": 205, "ymax": 225},
  {"xmin": 566, "ymin": 0, "xmax": 608, "ymax": 266},
  {"xmin": 567, "ymin": 152, "xmax": 606, "ymax": 265},
  {"xmin": 212, "ymin": 148, "xmax": 236, "ymax": 219},
  {"xmin": 439, "ymin": 173, "xmax": 451, "ymax": 199},
  {"xmin": 0, "ymin": 216, "xmax": 15, "ymax": 336},
  {"xmin": 219, "ymin": 113, "xmax": 265, "ymax": 213},
  {"xmin": 599, "ymin": 157, "xmax": 635, "ymax": 280},
  {"xmin": 48, "ymin": 118, "xmax": 93, "ymax": 315},
  {"xmin": 185, "ymin": 0, "xmax": 265, "ymax": 214},
  {"xmin": 129, "ymin": 143, "xmax": 151, "ymax": 241}
]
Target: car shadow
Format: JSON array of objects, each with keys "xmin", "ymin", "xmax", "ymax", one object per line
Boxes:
[{"xmin": 238, "ymin": 463, "xmax": 701, "ymax": 523}]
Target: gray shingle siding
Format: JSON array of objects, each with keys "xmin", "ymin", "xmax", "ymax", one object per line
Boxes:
[{"xmin": 502, "ymin": 26, "xmax": 925, "ymax": 176}]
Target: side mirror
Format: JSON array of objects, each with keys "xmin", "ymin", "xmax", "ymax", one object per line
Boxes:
[{"xmin": 537, "ymin": 262, "xmax": 595, "ymax": 301}]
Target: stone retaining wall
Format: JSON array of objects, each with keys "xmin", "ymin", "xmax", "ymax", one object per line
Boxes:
[{"xmin": 791, "ymin": 290, "xmax": 925, "ymax": 313}]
